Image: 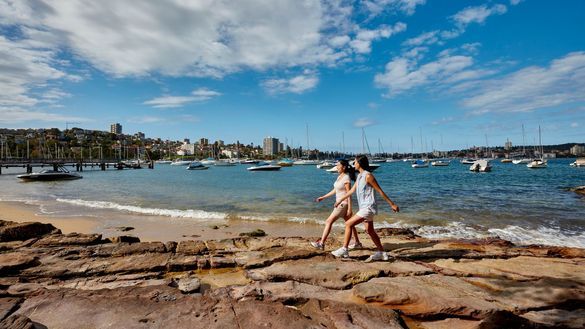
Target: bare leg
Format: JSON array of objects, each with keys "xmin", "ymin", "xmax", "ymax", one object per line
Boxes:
[
  {"xmin": 319, "ymin": 212, "xmax": 340, "ymax": 244},
  {"xmin": 344, "ymin": 214, "xmax": 362, "ymax": 245},
  {"xmin": 364, "ymin": 221, "xmax": 384, "ymax": 251},
  {"xmin": 343, "ymin": 215, "xmax": 365, "ymax": 248}
]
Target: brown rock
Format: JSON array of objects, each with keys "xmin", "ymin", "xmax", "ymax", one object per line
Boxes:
[
  {"xmin": 432, "ymin": 256, "xmax": 585, "ymax": 283},
  {"xmin": 0, "ymin": 314, "xmax": 37, "ymax": 329},
  {"xmin": 209, "ymin": 256, "xmax": 236, "ymax": 269},
  {"xmin": 176, "ymin": 240, "xmax": 207, "ymax": 255},
  {"xmin": 6, "ymin": 283, "xmax": 44, "ymax": 297},
  {"xmin": 353, "ymin": 275, "xmax": 503, "ymax": 319},
  {"xmin": 0, "ymin": 221, "xmax": 58, "ymax": 242},
  {"xmin": 463, "ymin": 276, "xmax": 585, "ymax": 312},
  {"xmin": 0, "ymin": 253, "xmax": 39, "ymax": 275},
  {"xmin": 376, "ymin": 227, "xmax": 419, "ymax": 239},
  {"xmin": 246, "ymin": 257, "xmax": 432, "ymax": 290},
  {"xmin": 14, "ymin": 285, "xmax": 342, "ymax": 329},
  {"xmin": 167, "ymin": 255, "xmax": 198, "ymax": 272},
  {"xmin": 521, "ymin": 308, "xmax": 585, "ymax": 328},
  {"xmin": 234, "ymin": 246, "xmax": 321, "ymax": 269},
  {"xmin": 33, "ymin": 232, "xmax": 102, "ymax": 247},
  {"xmin": 164, "ymin": 241, "xmax": 177, "ymax": 253},
  {"xmin": 111, "ymin": 242, "xmax": 166, "ymax": 256},
  {"xmin": 0, "ymin": 297, "xmax": 22, "ymax": 321},
  {"xmin": 109, "ymin": 235, "xmax": 140, "ymax": 243},
  {"xmin": 299, "ymin": 299, "xmax": 407, "ymax": 329},
  {"xmin": 177, "ymin": 278, "xmax": 201, "ymax": 293},
  {"xmin": 229, "ymin": 280, "xmax": 354, "ymax": 304},
  {"xmin": 100, "ymin": 253, "xmax": 171, "ymax": 275}
]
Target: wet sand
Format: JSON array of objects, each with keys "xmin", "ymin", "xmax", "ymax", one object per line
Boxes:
[{"xmin": 0, "ymin": 201, "xmax": 326, "ymax": 242}]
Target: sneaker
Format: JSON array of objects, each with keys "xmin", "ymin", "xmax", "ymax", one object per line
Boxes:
[
  {"xmin": 364, "ymin": 251, "xmax": 389, "ymax": 262},
  {"xmin": 348, "ymin": 242, "xmax": 363, "ymax": 250},
  {"xmin": 331, "ymin": 247, "xmax": 349, "ymax": 258},
  {"xmin": 310, "ymin": 241, "xmax": 324, "ymax": 250}
]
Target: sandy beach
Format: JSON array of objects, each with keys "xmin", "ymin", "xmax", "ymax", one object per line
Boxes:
[{"xmin": 0, "ymin": 200, "xmax": 325, "ymax": 242}]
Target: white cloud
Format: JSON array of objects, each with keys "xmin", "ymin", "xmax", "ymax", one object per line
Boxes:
[
  {"xmin": 350, "ymin": 23, "xmax": 407, "ymax": 54},
  {"xmin": 510, "ymin": 0, "xmax": 524, "ymax": 5},
  {"xmin": 403, "ymin": 30, "xmax": 439, "ymax": 47},
  {"xmin": 0, "ymin": 0, "xmax": 359, "ymax": 78},
  {"xmin": 143, "ymin": 88, "xmax": 221, "ymax": 108},
  {"xmin": 0, "ymin": 107, "xmax": 87, "ymax": 124},
  {"xmin": 354, "ymin": 118, "xmax": 376, "ymax": 128},
  {"xmin": 460, "ymin": 52, "xmax": 585, "ymax": 113},
  {"xmin": 571, "ymin": 122, "xmax": 579, "ymax": 128},
  {"xmin": 363, "ymin": 0, "xmax": 426, "ymax": 16},
  {"xmin": 262, "ymin": 72, "xmax": 319, "ymax": 95},
  {"xmin": 452, "ymin": 4, "xmax": 507, "ymax": 28},
  {"xmin": 375, "ymin": 55, "xmax": 477, "ymax": 96},
  {"xmin": 368, "ymin": 102, "xmax": 379, "ymax": 109},
  {"xmin": 127, "ymin": 116, "xmax": 166, "ymax": 124}
]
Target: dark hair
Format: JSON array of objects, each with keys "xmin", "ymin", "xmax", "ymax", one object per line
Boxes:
[
  {"xmin": 356, "ymin": 155, "xmax": 370, "ymax": 172},
  {"xmin": 338, "ymin": 159, "xmax": 356, "ymax": 181}
]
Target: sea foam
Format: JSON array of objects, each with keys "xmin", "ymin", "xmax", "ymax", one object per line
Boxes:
[{"xmin": 56, "ymin": 198, "xmax": 227, "ymax": 220}]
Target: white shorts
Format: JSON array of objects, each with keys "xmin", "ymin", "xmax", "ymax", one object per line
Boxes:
[
  {"xmin": 330, "ymin": 203, "xmax": 349, "ymax": 219},
  {"xmin": 356, "ymin": 207, "xmax": 376, "ymax": 222}
]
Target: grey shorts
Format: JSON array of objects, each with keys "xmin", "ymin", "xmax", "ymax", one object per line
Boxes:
[{"xmin": 356, "ymin": 207, "xmax": 376, "ymax": 222}]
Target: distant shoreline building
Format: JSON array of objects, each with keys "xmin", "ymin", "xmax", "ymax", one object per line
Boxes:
[
  {"xmin": 110, "ymin": 123, "xmax": 122, "ymax": 135},
  {"xmin": 571, "ymin": 144, "xmax": 585, "ymax": 156},
  {"xmin": 263, "ymin": 137, "xmax": 279, "ymax": 156}
]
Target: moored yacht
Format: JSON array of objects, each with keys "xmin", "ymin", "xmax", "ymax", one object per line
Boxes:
[
  {"xmin": 570, "ymin": 158, "xmax": 585, "ymax": 167},
  {"xmin": 527, "ymin": 159, "xmax": 547, "ymax": 169},
  {"xmin": 17, "ymin": 165, "xmax": 82, "ymax": 181},
  {"xmin": 316, "ymin": 160, "xmax": 336, "ymax": 169},
  {"xmin": 171, "ymin": 159, "xmax": 192, "ymax": 166},
  {"xmin": 470, "ymin": 159, "xmax": 492, "ymax": 172},
  {"xmin": 247, "ymin": 162, "xmax": 281, "ymax": 171},
  {"xmin": 411, "ymin": 160, "xmax": 429, "ymax": 168},
  {"xmin": 186, "ymin": 161, "xmax": 209, "ymax": 170},
  {"xmin": 431, "ymin": 160, "xmax": 450, "ymax": 166}
]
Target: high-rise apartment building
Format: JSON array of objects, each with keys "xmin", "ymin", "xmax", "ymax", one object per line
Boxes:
[
  {"xmin": 263, "ymin": 137, "xmax": 279, "ymax": 156},
  {"xmin": 110, "ymin": 123, "xmax": 122, "ymax": 134}
]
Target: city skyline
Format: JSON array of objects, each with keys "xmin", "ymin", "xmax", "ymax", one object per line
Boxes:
[{"xmin": 1, "ymin": 1, "xmax": 584, "ymax": 153}]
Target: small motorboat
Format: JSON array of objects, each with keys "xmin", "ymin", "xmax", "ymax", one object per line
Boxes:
[
  {"xmin": 512, "ymin": 158, "xmax": 533, "ymax": 165},
  {"xmin": 155, "ymin": 159, "xmax": 172, "ymax": 164},
  {"xmin": 412, "ymin": 160, "xmax": 429, "ymax": 168},
  {"xmin": 17, "ymin": 166, "xmax": 82, "ymax": 181},
  {"xmin": 186, "ymin": 161, "xmax": 209, "ymax": 170},
  {"xmin": 470, "ymin": 160, "xmax": 492, "ymax": 172},
  {"xmin": 247, "ymin": 162, "xmax": 281, "ymax": 171},
  {"xmin": 293, "ymin": 159, "xmax": 320, "ymax": 165},
  {"xmin": 527, "ymin": 159, "xmax": 547, "ymax": 169},
  {"xmin": 316, "ymin": 161, "xmax": 335, "ymax": 169},
  {"xmin": 570, "ymin": 158, "xmax": 585, "ymax": 167},
  {"xmin": 171, "ymin": 159, "xmax": 192, "ymax": 166},
  {"xmin": 431, "ymin": 160, "xmax": 450, "ymax": 167},
  {"xmin": 501, "ymin": 158, "xmax": 513, "ymax": 163},
  {"xmin": 200, "ymin": 158, "xmax": 217, "ymax": 165},
  {"xmin": 240, "ymin": 159, "xmax": 261, "ymax": 164},
  {"xmin": 368, "ymin": 163, "xmax": 380, "ymax": 171},
  {"xmin": 277, "ymin": 158, "xmax": 294, "ymax": 167},
  {"xmin": 460, "ymin": 158, "xmax": 477, "ymax": 165},
  {"xmin": 214, "ymin": 159, "xmax": 237, "ymax": 166}
]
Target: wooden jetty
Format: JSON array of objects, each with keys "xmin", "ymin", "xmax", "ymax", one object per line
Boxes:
[{"xmin": 0, "ymin": 159, "xmax": 154, "ymax": 175}]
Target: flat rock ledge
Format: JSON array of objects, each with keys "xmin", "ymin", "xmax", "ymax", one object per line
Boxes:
[{"xmin": 0, "ymin": 220, "xmax": 584, "ymax": 329}]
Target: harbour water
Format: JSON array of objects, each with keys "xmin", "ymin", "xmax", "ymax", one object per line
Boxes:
[{"xmin": 1, "ymin": 158, "xmax": 584, "ymax": 247}]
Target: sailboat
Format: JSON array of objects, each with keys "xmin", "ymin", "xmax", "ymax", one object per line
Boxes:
[
  {"xmin": 513, "ymin": 124, "xmax": 533, "ymax": 164},
  {"xmin": 361, "ymin": 128, "xmax": 380, "ymax": 171},
  {"xmin": 527, "ymin": 126, "xmax": 547, "ymax": 169}
]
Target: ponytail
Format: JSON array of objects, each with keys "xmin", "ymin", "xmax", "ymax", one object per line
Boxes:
[{"xmin": 338, "ymin": 159, "xmax": 356, "ymax": 181}]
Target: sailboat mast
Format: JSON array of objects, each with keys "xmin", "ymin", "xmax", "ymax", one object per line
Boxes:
[{"xmin": 522, "ymin": 124, "xmax": 526, "ymax": 156}]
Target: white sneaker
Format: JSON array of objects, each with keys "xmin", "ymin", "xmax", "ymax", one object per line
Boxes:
[
  {"xmin": 310, "ymin": 241, "xmax": 324, "ymax": 250},
  {"xmin": 331, "ymin": 247, "xmax": 349, "ymax": 258},
  {"xmin": 348, "ymin": 242, "xmax": 363, "ymax": 250},
  {"xmin": 364, "ymin": 251, "xmax": 389, "ymax": 262}
]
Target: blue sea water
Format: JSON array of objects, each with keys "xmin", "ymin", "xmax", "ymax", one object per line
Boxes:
[{"xmin": 1, "ymin": 158, "xmax": 584, "ymax": 247}]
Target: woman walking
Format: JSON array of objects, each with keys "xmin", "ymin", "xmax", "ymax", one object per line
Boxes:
[
  {"xmin": 311, "ymin": 159, "xmax": 362, "ymax": 250},
  {"xmin": 331, "ymin": 155, "xmax": 399, "ymax": 262}
]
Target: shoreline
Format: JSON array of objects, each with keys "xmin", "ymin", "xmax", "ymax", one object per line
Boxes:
[{"xmin": 0, "ymin": 200, "xmax": 326, "ymax": 242}]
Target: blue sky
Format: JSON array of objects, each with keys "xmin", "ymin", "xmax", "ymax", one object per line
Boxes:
[{"xmin": 1, "ymin": 0, "xmax": 584, "ymax": 153}]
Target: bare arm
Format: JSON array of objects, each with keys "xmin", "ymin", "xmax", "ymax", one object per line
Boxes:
[
  {"xmin": 334, "ymin": 183, "xmax": 357, "ymax": 207},
  {"xmin": 344, "ymin": 181, "xmax": 352, "ymax": 213},
  {"xmin": 316, "ymin": 188, "xmax": 335, "ymax": 202},
  {"xmin": 366, "ymin": 174, "xmax": 399, "ymax": 212}
]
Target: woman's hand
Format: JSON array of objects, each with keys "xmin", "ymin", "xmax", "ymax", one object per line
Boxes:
[
  {"xmin": 334, "ymin": 200, "xmax": 341, "ymax": 208},
  {"xmin": 391, "ymin": 203, "xmax": 399, "ymax": 212},
  {"xmin": 315, "ymin": 196, "xmax": 324, "ymax": 202}
]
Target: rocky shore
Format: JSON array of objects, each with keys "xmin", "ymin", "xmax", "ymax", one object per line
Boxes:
[{"xmin": 1, "ymin": 220, "xmax": 584, "ymax": 329}]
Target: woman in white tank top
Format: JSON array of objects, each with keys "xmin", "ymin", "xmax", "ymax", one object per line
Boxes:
[
  {"xmin": 311, "ymin": 159, "xmax": 362, "ymax": 250},
  {"xmin": 331, "ymin": 155, "xmax": 399, "ymax": 262}
]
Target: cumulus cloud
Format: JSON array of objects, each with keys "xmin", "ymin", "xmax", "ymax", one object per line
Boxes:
[
  {"xmin": 460, "ymin": 52, "xmax": 585, "ymax": 113},
  {"xmin": 374, "ymin": 55, "xmax": 478, "ymax": 96},
  {"xmin": 0, "ymin": 107, "xmax": 87, "ymax": 124},
  {"xmin": 350, "ymin": 23, "xmax": 407, "ymax": 54},
  {"xmin": 262, "ymin": 72, "xmax": 319, "ymax": 95},
  {"xmin": 354, "ymin": 118, "xmax": 376, "ymax": 128},
  {"xmin": 452, "ymin": 4, "xmax": 507, "ymax": 28},
  {"xmin": 403, "ymin": 30, "xmax": 439, "ymax": 47},
  {"xmin": 363, "ymin": 0, "xmax": 426, "ymax": 16},
  {"xmin": 143, "ymin": 88, "xmax": 222, "ymax": 108}
]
